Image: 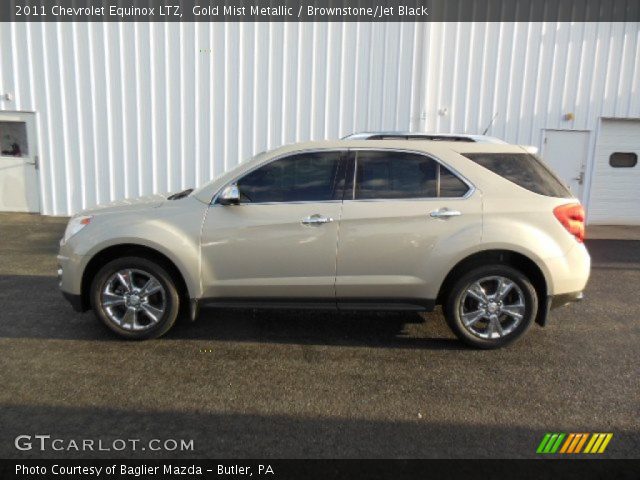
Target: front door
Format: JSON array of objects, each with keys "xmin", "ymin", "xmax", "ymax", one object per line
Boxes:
[
  {"xmin": 0, "ymin": 112, "xmax": 39, "ymax": 212},
  {"xmin": 542, "ymin": 130, "xmax": 589, "ymax": 200},
  {"xmin": 200, "ymin": 150, "xmax": 347, "ymax": 300},
  {"xmin": 335, "ymin": 149, "xmax": 482, "ymax": 305}
]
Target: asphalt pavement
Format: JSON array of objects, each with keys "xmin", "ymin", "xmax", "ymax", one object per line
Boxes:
[{"xmin": 0, "ymin": 213, "xmax": 638, "ymax": 458}]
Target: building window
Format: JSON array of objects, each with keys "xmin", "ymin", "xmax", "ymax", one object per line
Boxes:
[
  {"xmin": 0, "ymin": 121, "xmax": 29, "ymax": 157},
  {"xmin": 609, "ymin": 152, "xmax": 637, "ymax": 168}
]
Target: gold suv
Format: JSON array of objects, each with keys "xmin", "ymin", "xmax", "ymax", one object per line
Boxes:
[{"xmin": 58, "ymin": 140, "xmax": 590, "ymax": 348}]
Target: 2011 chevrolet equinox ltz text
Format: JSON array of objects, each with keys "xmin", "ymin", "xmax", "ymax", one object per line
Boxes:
[{"xmin": 58, "ymin": 139, "xmax": 590, "ymax": 349}]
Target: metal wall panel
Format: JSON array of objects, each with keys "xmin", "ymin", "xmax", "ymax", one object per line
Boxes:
[
  {"xmin": 588, "ymin": 119, "xmax": 640, "ymax": 224},
  {"xmin": 0, "ymin": 21, "xmax": 638, "ymax": 215}
]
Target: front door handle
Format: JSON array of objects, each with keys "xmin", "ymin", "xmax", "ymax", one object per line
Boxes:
[
  {"xmin": 301, "ymin": 214, "xmax": 333, "ymax": 226},
  {"xmin": 430, "ymin": 208, "xmax": 462, "ymax": 219}
]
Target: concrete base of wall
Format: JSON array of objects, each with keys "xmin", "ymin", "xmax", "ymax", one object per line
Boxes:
[{"xmin": 587, "ymin": 225, "xmax": 640, "ymax": 241}]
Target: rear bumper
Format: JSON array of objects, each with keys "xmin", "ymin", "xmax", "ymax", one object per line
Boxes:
[
  {"xmin": 544, "ymin": 242, "xmax": 591, "ymax": 296},
  {"xmin": 550, "ymin": 290, "xmax": 584, "ymax": 309},
  {"xmin": 536, "ymin": 290, "xmax": 583, "ymax": 326}
]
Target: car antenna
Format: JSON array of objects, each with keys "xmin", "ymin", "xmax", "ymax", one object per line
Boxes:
[{"xmin": 482, "ymin": 112, "xmax": 498, "ymax": 135}]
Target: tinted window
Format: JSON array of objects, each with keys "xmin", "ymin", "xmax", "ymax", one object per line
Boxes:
[
  {"xmin": 463, "ymin": 152, "xmax": 572, "ymax": 198},
  {"xmin": 439, "ymin": 167, "xmax": 469, "ymax": 197},
  {"xmin": 354, "ymin": 151, "xmax": 468, "ymax": 199},
  {"xmin": 236, "ymin": 152, "xmax": 343, "ymax": 203},
  {"xmin": 609, "ymin": 152, "xmax": 637, "ymax": 168}
]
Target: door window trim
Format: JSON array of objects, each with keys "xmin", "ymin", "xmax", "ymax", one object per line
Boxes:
[
  {"xmin": 211, "ymin": 147, "xmax": 476, "ymax": 205},
  {"xmin": 346, "ymin": 148, "xmax": 476, "ymax": 202}
]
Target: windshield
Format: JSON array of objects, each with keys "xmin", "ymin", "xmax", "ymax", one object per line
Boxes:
[
  {"xmin": 191, "ymin": 151, "xmax": 271, "ymax": 197},
  {"xmin": 167, "ymin": 188, "xmax": 193, "ymax": 200}
]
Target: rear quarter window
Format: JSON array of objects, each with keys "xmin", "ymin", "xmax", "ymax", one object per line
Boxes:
[{"xmin": 462, "ymin": 152, "xmax": 573, "ymax": 198}]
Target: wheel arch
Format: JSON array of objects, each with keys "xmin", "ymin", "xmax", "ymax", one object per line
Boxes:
[
  {"xmin": 80, "ymin": 244, "xmax": 191, "ymax": 312},
  {"xmin": 436, "ymin": 249, "xmax": 549, "ymax": 326}
]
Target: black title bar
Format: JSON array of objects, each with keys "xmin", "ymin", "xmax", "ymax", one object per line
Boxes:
[
  {"xmin": 2, "ymin": 459, "xmax": 640, "ymax": 479},
  {"xmin": 1, "ymin": 0, "xmax": 639, "ymax": 22}
]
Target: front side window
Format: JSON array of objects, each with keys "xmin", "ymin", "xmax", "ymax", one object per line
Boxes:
[
  {"xmin": 236, "ymin": 152, "xmax": 343, "ymax": 203},
  {"xmin": 354, "ymin": 151, "xmax": 469, "ymax": 200}
]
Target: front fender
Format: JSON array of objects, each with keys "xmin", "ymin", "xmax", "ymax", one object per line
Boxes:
[{"xmin": 63, "ymin": 198, "xmax": 207, "ymax": 298}]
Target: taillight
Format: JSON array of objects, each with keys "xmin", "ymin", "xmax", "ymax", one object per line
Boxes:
[{"xmin": 553, "ymin": 203, "xmax": 585, "ymax": 243}]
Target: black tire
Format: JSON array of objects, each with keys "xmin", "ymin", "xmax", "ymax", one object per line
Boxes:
[
  {"xmin": 90, "ymin": 256, "xmax": 180, "ymax": 340},
  {"xmin": 443, "ymin": 264, "xmax": 538, "ymax": 349}
]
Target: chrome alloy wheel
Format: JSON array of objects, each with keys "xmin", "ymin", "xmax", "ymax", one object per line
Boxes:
[
  {"xmin": 100, "ymin": 269, "xmax": 166, "ymax": 332},
  {"xmin": 459, "ymin": 276, "xmax": 526, "ymax": 339}
]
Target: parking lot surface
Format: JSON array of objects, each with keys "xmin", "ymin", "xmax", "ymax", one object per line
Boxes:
[{"xmin": 0, "ymin": 213, "xmax": 638, "ymax": 458}]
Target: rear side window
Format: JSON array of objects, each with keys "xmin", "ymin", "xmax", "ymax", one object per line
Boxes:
[
  {"xmin": 354, "ymin": 151, "xmax": 469, "ymax": 200},
  {"xmin": 237, "ymin": 152, "xmax": 343, "ymax": 203},
  {"xmin": 462, "ymin": 152, "xmax": 572, "ymax": 198},
  {"xmin": 440, "ymin": 167, "xmax": 469, "ymax": 197}
]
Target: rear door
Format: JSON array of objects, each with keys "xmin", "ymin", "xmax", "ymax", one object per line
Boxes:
[{"xmin": 335, "ymin": 149, "xmax": 482, "ymax": 305}]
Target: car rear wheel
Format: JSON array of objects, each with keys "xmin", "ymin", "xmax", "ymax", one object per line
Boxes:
[
  {"xmin": 443, "ymin": 265, "xmax": 538, "ymax": 349},
  {"xmin": 90, "ymin": 256, "xmax": 180, "ymax": 340}
]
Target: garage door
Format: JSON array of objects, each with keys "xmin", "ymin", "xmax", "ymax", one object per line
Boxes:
[{"xmin": 588, "ymin": 119, "xmax": 640, "ymax": 225}]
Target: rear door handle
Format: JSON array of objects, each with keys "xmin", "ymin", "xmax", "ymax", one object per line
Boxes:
[
  {"xmin": 430, "ymin": 208, "xmax": 462, "ymax": 219},
  {"xmin": 301, "ymin": 214, "xmax": 333, "ymax": 226}
]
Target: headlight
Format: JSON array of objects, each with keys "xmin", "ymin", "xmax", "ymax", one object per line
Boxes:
[{"xmin": 62, "ymin": 215, "xmax": 93, "ymax": 244}]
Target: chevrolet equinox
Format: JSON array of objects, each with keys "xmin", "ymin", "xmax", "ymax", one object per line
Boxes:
[{"xmin": 58, "ymin": 140, "xmax": 590, "ymax": 348}]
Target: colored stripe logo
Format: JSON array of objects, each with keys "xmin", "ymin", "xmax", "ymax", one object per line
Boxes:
[{"xmin": 537, "ymin": 433, "xmax": 613, "ymax": 454}]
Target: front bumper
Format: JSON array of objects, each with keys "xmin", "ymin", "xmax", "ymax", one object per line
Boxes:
[
  {"xmin": 58, "ymin": 245, "xmax": 89, "ymax": 312},
  {"xmin": 62, "ymin": 291, "xmax": 85, "ymax": 312}
]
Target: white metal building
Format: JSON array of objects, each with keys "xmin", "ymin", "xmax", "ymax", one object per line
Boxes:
[{"xmin": 0, "ymin": 21, "xmax": 639, "ymax": 223}]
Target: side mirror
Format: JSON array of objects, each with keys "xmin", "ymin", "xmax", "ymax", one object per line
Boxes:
[{"xmin": 218, "ymin": 184, "xmax": 240, "ymax": 206}]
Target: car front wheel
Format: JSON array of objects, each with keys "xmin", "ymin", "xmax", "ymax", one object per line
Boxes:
[
  {"xmin": 90, "ymin": 256, "xmax": 180, "ymax": 340},
  {"xmin": 443, "ymin": 265, "xmax": 538, "ymax": 349}
]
